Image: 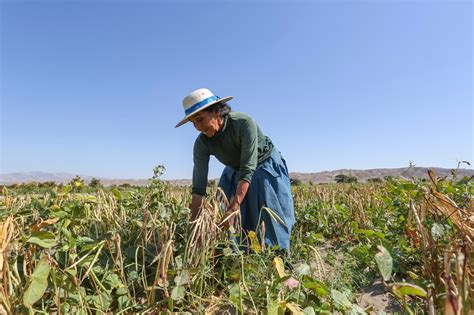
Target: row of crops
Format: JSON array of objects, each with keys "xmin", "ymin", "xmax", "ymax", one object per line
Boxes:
[{"xmin": 0, "ymin": 170, "xmax": 472, "ymax": 314}]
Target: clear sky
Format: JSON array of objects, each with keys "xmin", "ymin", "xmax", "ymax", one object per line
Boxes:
[{"xmin": 1, "ymin": 0, "xmax": 472, "ymax": 180}]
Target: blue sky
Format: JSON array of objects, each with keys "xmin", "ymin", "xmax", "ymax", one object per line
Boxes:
[{"xmin": 1, "ymin": 0, "xmax": 472, "ymax": 180}]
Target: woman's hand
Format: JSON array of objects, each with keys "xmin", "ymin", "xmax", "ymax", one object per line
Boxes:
[
  {"xmin": 219, "ymin": 205, "xmax": 239, "ymax": 231},
  {"xmin": 227, "ymin": 200, "xmax": 240, "ymax": 213},
  {"xmin": 218, "ymin": 180, "xmax": 248, "ymax": 230}
]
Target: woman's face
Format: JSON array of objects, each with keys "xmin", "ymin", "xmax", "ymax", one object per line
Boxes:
[{"xmin": 189, "ymin": 110, "xmax": 222, "ymax": 137}]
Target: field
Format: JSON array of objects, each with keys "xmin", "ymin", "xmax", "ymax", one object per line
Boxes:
[{"xmin": 0, "ymin": 168, "xmax": 472, "ymax": 314}]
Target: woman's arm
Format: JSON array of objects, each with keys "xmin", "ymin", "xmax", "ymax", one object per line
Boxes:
[
  {"xmin": 191, "ymin": 136, "xmax": 210, "ymax": 221},
  {"xmin": 191, "ymin": 193, "xmax": 204, "ymax": 220},
  {"xmin": 228, "ymin": 180, "xmax": 250, "ymax": 211},
  {"xmin": 219, "ymin": 180, "xmax": 249, "ymax": 230}
]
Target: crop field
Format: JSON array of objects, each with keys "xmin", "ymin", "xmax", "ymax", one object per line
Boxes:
[{"xmin": 0, "ymin": 169, "xmax": 472, "ymax": 314}]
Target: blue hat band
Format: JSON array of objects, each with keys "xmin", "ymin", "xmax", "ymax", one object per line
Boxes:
[{"xmin": 185, "ymin": 95, "xmax": 220, "ymax": 116}]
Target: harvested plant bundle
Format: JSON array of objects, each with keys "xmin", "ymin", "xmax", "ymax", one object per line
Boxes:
[{"xmin": 186, "ymin": 188, "xmax": 241, "ymax": 267}]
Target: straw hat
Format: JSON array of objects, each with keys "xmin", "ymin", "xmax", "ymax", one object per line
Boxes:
[{"xmin": 175, "ymin": 88, "xmax": 233, "ymax": 128}]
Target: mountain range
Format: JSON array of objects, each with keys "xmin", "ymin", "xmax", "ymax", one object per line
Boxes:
[{"xmin": 1, "ymin": 167, "xmax": 472, "ymax": 186}]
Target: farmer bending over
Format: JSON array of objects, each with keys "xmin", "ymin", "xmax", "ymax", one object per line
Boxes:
[{"xmin": 175, "ymin": 88, "xmax": 295, "ymax": 254}]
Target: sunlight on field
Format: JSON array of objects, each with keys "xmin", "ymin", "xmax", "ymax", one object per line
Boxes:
[{"xmin": 0, "ymin": 170, "xmax": 472, "ymax": 314}]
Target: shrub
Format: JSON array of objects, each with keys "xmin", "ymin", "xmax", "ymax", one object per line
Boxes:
[{"xmin": 334, "ymin": 174, "xmax": 358, "ymax": 183}]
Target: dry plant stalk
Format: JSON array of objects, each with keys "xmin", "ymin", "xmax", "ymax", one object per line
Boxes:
[
  {"xmin": 407, "ymin": 169, "xmax": 473, "ymax": 314},
  {"xmin": 149, "ymin": 222, "xmax": 175, "ymax": 302},
  {"xmin": 0, "ymin": 217, "xmax": 14, "ymax": 306},
  {"xmin": 426, "ymin": 169, "xmax": 474, "ymax": 244},
  {"xmin": 159, "ymin": 240, "xmax": 174, "ymax": 298},
  {"xmin": 186, "ymin": 188, "xmax": 240, "ymax": 267},
  {"xmin": 308, "ymin": 245, "xmax": 325, "ymax": 281}
]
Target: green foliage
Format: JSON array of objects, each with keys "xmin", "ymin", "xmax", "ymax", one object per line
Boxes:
[
  {"xmin": 89, "ymin": 177, "xmax": 102, "ymax": 188},
  {"xmin": 23, "ymin": 257, "xmax": 51, "ymax": 308},
  {"xmin": 2, "ymin": 167, "xmax": 472, "ymax": 313},
  {"xmin": 27, "ymin": 231, "xmax": 57, "ymax": 248},
  {"xmin": 70, "ymin": 175, "xmax": 85, "ymax": 192},
  {"xmin": 367, "ymin": 177, "xmax": 383, "ymax": 183},
  {"xmin": 334, "ymin": 174, "xmax": 358, "ymax": 183},
  {"xmin": 375, "ymin": 245, "xmax": 393, "ymax": 282},
  {"xmin": 290, "ymin": 177, "xmax": 303, "ymax": 186}
]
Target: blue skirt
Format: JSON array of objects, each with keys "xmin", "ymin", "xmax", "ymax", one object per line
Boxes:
[{"xmin": 218, "ymin": 148, "xmax": 295, "ymax": 251}]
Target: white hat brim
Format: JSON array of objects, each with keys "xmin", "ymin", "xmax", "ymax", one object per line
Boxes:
[{"xmin": 175, "ymin": 96, "xmax": 233, "ymax": 128}]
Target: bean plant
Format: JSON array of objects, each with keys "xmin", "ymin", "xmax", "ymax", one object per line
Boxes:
[{"xmin": 0, "ymin": 168, "xmax": 472, "ymax": 314}]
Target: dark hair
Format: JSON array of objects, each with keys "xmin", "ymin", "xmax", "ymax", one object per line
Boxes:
[{"xmin": 203, "ymin": 102, "xmax": 232, "ymax": 119}]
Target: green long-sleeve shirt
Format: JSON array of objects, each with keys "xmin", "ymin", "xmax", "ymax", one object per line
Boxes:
[{"xmin": 192, "ymin": 112, "xmax": 274, "ymax": 196}]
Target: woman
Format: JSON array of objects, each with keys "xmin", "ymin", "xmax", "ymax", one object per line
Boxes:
[{"xmin": 176, "ymin": 88, "xmax": 295, "ymax": 253}]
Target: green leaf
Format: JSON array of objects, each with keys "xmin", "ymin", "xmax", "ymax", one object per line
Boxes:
[
  {"xmin": 125, "ymin": 246, "xmax": 139, "ymax": 259},
  {"xmin": 174, "ymin": 270, "xmax": 190, "ymax": 286},
  {"xmin": 175, "ymin": 255, "xmax": 184, "ymax": 268},
  {"xmin": 356, "ymin": 228, "xmax": 374, "ymax": 238},
  {"xmin": 374, "ymin": 231, "xmax": 386, "ymax": 239},
  {"xmin": 303, "ymin": 306, "xmax": 316, "ymax": 315},
  {"xmin": 311, "ymin": 233, "xmax": 325, "ymax": 242},
  {"xmin": 88, "ymin": 291, "xmax": 112, "ymax": 311},
  {"xmin": 296, "ymin": 263, "xmax": 311, "ymax": 277},
  {"xmin": 116, "ymin": 287, "xmax": 128, "ymax": 296},
  {"xmin": 331, "ymin": 289, "xmax": 352, "ymax": 309},
  {"xmin": 77, "ymin": 236, "xmax": 95, "ymax": 245},
  {"xmin": 84, "ymin": 195, "xmax": 97, "ymax": 203},
  {"xmin": 349, "ymin": 304, "xmax": 367, "ymax": 314},
  {"xmin": 62, "ymin": 184, "xmax": 72, "ymax": 194},
  {"xmin": 28, "ymin": 231, "xmax": 56, "ymax": 248},
  {"xmin": 92, "ymin": 265, "xmax": 104, "ymax": 274},
  {"xmin": 79, "ymin": 243, "xmax": 98, "ymax": 253},
  {"xmin": 302, "ymin": 276, "xmax": 328, "ymax": 297},
  {"xmin": 23, "ymin": 257, "xmax": 51, "ymax": 308},
  {"xmin": 51, "ymin": 210, "xmax": 69, "ymax": 219},
  {"xmin": 223, "ymin": 247, "xmax": 234, "ymax": 256},
  {"xmin": 391, "ymin": 282, "xmax": 427, "ymax": 298},
  {"xmin": 229, "ymin": 283, "xmax": 244, "ymax": 312},
  {"xmin": 266, "ymin": 297, "xmax": 279, "ymax": 315},
  {"xmin": 375, "ymin": 245, "xmax": 392, "ymax": 281},
  {"xmin": 117, "ymin": 295, "xmax": 130, "ymax": 310},
  {"xmin": 77, "ymin": 255, "xmax": 94, "ymax": 268},
  {"xmin": 112, "ymin": 188, "xmax": 122, "ymax": 200},
  {"xmin": 67, "ymin": 293, "xmax": 82, "ymax": 304},
  {"xmin": 127, "ymin": 271, "xmax": 139, "ymax": 285},
  {"xmin": 104, "ymin": 273, "xmax": 123, "ymax": 290},
  {"xmin": 171, "ymin": 286, "xmax": 185, "ymax": 301},
  {"xmin": 431, "ymin": 223, "xmax": 449, "ymax": 241},
  {"xmin": 60, "ymin": 302, "xmax": 71, "ymax": 314},
  {"xmin": 351, "ymin": 245, "xmax": 370, "ymax": 262},
  {"xmin": 407, "ymin": 271, "xmax": 419, "ymax": 280}
]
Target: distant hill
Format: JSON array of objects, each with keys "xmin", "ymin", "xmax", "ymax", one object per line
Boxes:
[
  {"xmin": 0, "ymin": 172, "xmax": 100, "ymax": 184},
  {"xmin": 0, "ymin": 171, "xmax": 149, "ymax": 186},
  {"xmin": 1, "ymin": 167, "xmax": 472, "ymax": 186},
  {"xmin": 0, "ymin": 171, "xmax": 190, "ymax": 187},
  {"xmin": 290, "ymin": 167, "xmax": 473, "ymax": 184}
]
